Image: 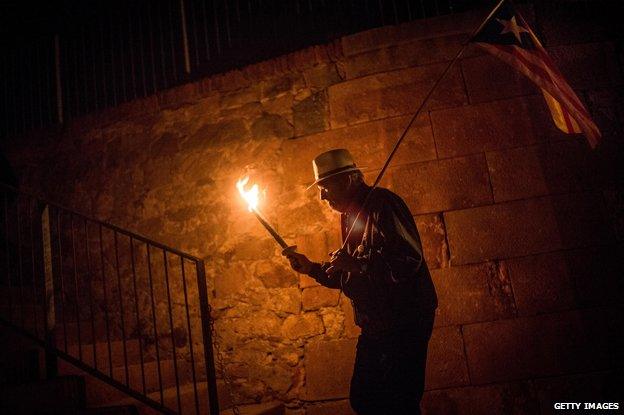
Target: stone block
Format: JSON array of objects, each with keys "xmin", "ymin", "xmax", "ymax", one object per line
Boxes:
[
  {"xmin": 422, "ymin": 381, "xmax": 539, "ymax": 415},
  {"xmin": 157, "ymin": 82, "xmax": 201, "ymax": 109},
  {"xmin": 462, "ymin": 308, "xmax": 616, "ymax": 384},
  {"xmin": 276, "ymin": 200, "xmax": 330, "ymax": 241},
  {"xmin": 302, "ymin": 286, "xmax": 340, "ymax": 310},
  {"xmin": 306, "ymin": 400, "xmax": 355, "ymax": 415},
  {"xmin": 265, "ymin": 287, "xmax": 302, "ymax": 315},
  {"xmin": 304, "ymin": 339, "xmax": 357, "ymax": 400},
  {"xmin": 431, "ymin": 95, "xmax": 561, "ymax": 159},
  {"xmin": 415, "ymin": 213, "xmax": 449, "ymax": 269},
  {"xmin": 220, "ymin": 85, "xmax": 260, "ymax": 109},
  {"xmin": 485, "ymin": 139, "xmax": 606, "ymax": 203},
  {"xmin": 533, "ymin": 371, "xmax": 623, "ymax": 415},
  {"xmin": 211, "ymin": 69, "xmax": 252, "ymax": 92},
  {"xmin": 98, "ymin": 95, "xmax": 160, "ymax": 127},
  {"xmin": 185, "ymin": 119, "xmax": 249, "ymax": 151},
  {"xmin": 228, "ymin": 237, "xmax": 277, "ymax": 262},
  {"xmin": 341, "ymin": 9, "xmax": 485, "ymax": 56},
  {"xmin": 431, "ymin": 263, "xmax": 515, "ymax": 327},
  {"xmin": 260, "ymin": 73, "xmax": 304, "ymax": 99},
  {"xmin": 328, "ymin": 64, "xmax": 467, "ymax": 129},
  {"xmin": 303, "ymin": 64, "xmax": 343, "ymax": 91},
  {"xmin": 461, "ymin": 54, "xmax": 536, "ymax": 104},
  {"xmin": 548, "ymin": 42, "xmax": 622, "ymax": 90},
  {"xmin": 505, "ymin": 251, "xmax": 576, "ymax": 316},
  {"xmin": 293, "ymin": 232, "xmax": 331, "ymax": 264},
  {"xmin": 344, "ymin": 33, "xmax": 469, "ymax": 79},
  {"xmin": 340, "ymin": 299, "xmax": 361, "ymax": 339},
  {"xmin": 281, "ymin": 313, "xmax": 325, "ymax": 340},
  {"xmin": 299, "ymin": 275, "xmax": 320, "ymax": 289},
  {"xmin": 444, "ymin": 192, "xmax": 614, "ymax": 265},
  {"xmin": 565, "ymin": 244, "xmax": 623, "ymax": 308},
  {"xmin": 603, "ymin": 189, "xmax": 624, "ymax": 242},
  {"xmin": 281, "ymin": 114, "xmax": 436, "ymax": 187},
  {"xmin": 261, "ymin": 94, "xmax": 294, "ymax": 121},
  {"xmin": 535, "ymin": 1, "xmax": 615, "ymax": 46},
  {"xmin": 389, "ymin": 154, "xmax": 493, "ymax": 214},
  {"xmin": 182, "ymin": 93, "xmax": 221, "ymax": 121},
  {"xmin": 425, "ymin": 326, "xmax": 470, "ymax": 390},
  {"xmin": 585, "ymin": 87, "xmax": 624, "ymax": 141},
  {"xmin": 319, "ymin": 307, "xmax": 344, "ymax": 339},
  {"xmin": 293, "ymin": 91, "xmax": 329, "ymax": 137},
  {"xmin": 251, "ymin": 113, "xmax": 293, "ymax": 140},
  {"xmin": 254, "ymin": 261, "xmax": 299, "ymax": 288},
  {"xmin": 225, "ymin": 310, "xmax": 284, "ymax": 340},
  {"xmin": 215, "ymin": 263, "xmax": 249, "ymax": 298}
]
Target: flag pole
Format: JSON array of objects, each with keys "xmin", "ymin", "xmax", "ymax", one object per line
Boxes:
[
  {"xmin": 337, "ymin": 0, "xmax": 507, "ymax": 251},
  {"xmin": 468, "ymin": 0, "xmax": 507, "ymax": 42}
]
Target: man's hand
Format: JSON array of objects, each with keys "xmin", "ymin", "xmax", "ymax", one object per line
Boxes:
[
  {"xmin": 282, "ymin": 247, "xmax": 313, "ymax": 274},
  {"xmin": 327, "ymin": 249, "xmax": 361, "ymax": 275}
]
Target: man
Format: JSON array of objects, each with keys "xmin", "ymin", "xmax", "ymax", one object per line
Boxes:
[{"xmin": 283, "ymin": 149, "xmax": 438, "ymax": 414}]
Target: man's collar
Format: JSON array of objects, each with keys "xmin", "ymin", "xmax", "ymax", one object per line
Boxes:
[{"xmin": 344, "ymin": 184, "xmax": 371, "ymax": 215}]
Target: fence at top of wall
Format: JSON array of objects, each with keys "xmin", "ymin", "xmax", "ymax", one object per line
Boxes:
[{"xmin": 0, "ymin": 0, "xmax": 498, "ymax": 140}]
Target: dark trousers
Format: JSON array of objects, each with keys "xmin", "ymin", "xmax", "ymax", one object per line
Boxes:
[{"xmin": 349, "ymin": 319, "xmax": 434, "ymax": 415}]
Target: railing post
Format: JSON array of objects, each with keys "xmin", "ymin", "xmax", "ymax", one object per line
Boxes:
[
  {"xmin": 196, "ymin": 259, "xmax": 219, "ymax": 415},
  {"xmin": 41, "ymin": 204, "xmax": 57, "ymax": 378},
  {"xmin": 53, "ymin": 34, "xmax": 63, "ymax": 125},
  {"xmin": 179, "ymin": 0, "xmax": 191, "ymax": 75}
]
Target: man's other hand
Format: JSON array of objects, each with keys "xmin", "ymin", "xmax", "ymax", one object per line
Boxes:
[
  {"xmin": 327, "ymin": 249, "xmax": 361, "ymax": 275},
  {"xmin": 282, "ymin": 247, "xmax": 312, "ymax": 274}
]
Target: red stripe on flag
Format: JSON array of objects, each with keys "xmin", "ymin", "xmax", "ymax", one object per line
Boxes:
[
  {"xmin": 477, "ymin": 42, "xmax": 601, "ymax": 145},
  {"xmin": 486, "ymin": 43, "xmax": 599, "ymax": 137},
  {"xmin": 511, "ymin": 47, "xmax": 593, "ymax": 121},
  {"xmin": 494, "ymin": 44, "xmax": 590, "ymax": 117},
  {"xmin": 518, "ymin": 46, "xmax": 588, "ymax": 112},
  {"xmin": 561, "ymin": 104, "xmax": 575, "ymax": 132}
]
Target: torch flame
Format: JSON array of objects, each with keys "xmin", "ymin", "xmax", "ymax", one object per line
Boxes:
[{"xmin": 236, "ymin": 176, "xmax": 260, "ymax": 212}]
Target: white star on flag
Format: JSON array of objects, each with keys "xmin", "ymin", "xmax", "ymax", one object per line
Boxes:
[{"xmin": 496, "ymin": 15, "xmax": 529, "ymax": 43}]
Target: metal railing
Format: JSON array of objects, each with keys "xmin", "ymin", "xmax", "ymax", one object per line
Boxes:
[{"xmin": 0, "ymin": 182, "xmax": 219, "ymax": 415}]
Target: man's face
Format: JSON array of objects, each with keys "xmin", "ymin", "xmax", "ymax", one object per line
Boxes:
[{"xmin": 317, "ymin": 175, "xmax": 351, "ymax": 212}]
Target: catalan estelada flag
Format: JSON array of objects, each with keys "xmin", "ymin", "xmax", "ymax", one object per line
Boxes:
[{"xmin": 471, "ymin": 0, "xmax": 601, "ymax": 148}]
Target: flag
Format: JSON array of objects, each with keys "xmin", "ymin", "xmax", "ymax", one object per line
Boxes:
[{"xmin": 471, "ymin": 0, "xmax": 601, "ymax": 148}]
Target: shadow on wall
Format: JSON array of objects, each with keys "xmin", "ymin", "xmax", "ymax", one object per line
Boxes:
[{"xmin": 513, "ymin": 7, "xmax": 623, "ymax": 405}]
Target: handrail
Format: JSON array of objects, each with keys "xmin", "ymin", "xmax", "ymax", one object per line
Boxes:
[
  {"xmin": 0, "ymin": 183, "xmax": 202, "ymax": 261},
  {"xmin": 0, "ymin": 182, "xmax": 219, "ymax": 415}
]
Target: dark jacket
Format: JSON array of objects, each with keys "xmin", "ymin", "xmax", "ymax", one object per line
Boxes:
[{"xmin": 308, "ymin": 186, "xmax": 438, "ymax": 336}]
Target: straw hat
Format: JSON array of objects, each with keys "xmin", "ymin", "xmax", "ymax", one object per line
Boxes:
[{"xmin": 307, "ymin": 149, "xmax": 362, "ymax": 189}]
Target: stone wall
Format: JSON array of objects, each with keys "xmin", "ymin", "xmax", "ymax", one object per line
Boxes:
[{"xmin": 3, "ymin": 3, "xmax": 622, "ymax": 414}]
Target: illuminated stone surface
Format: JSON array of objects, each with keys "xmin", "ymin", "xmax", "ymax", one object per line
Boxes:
[
  {"xmin": 304, "ymin": 339, "xmax": 357, "ymax": 400},
  {"xmin": 3, "ymin": 4, "xmax": 621, "ymax": 412}
]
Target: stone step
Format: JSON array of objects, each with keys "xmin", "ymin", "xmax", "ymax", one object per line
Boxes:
[
  {"xmin": 60, "ymin": 357, "xmax": 208, "ymax": 403},
  {"xmin": 111, "ymin": 381, "xmax": 283, "ymax": 415},
  {"xmin": 65, "ymin": 339, "xmax": 150, "ymax": 370},
  {"xmin": 219, "ymin": 401, "xmax": 285, "ymax": 415},
  {"xmin": 78, "ymin": 405, "xmax": 138, "ymax": 415},
  {"xmin": 0, "ymin": 375, "xmax": 86, "ymax": 414}
]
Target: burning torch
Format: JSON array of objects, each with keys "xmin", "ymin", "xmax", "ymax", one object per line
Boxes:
[{"xmin": 236, "ymin": 176, "xmax": 293, "ymax": 252}]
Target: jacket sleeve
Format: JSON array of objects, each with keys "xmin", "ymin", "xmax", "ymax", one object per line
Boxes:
[{"xmin": 307, "ymin": 262, "xmax": 343, "ymax": 289}]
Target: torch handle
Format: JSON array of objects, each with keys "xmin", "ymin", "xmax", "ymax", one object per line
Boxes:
[{"xmin": 252, "ymin": 210, "xmax": 289, "ymax": 249}]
